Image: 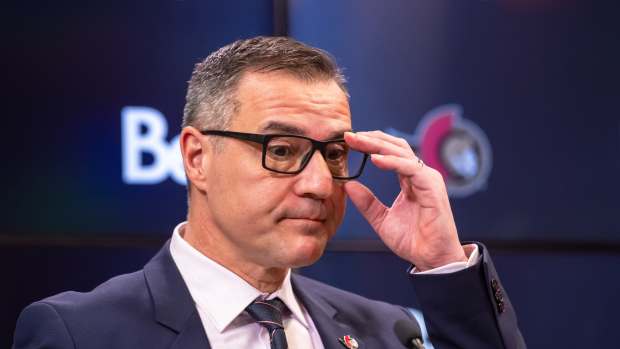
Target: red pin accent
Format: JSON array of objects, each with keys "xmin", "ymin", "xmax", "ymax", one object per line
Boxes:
[{"xmin": 337, "ymin": 335, "xmax": 359, "ymax": 349}]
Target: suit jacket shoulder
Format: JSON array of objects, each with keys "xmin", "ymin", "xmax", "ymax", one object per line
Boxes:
[
  {"xmin": 14, "ymin": 270, "xmax": 171, "ymax": 348},
  {"xmin": 13, "ymin": 243, "xmax": 205, "ymax": 349}
]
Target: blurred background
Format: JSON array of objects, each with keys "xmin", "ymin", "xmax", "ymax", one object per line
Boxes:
[{"xmin": 3, "ymin": 0, "xmax": 619, "ymax": 347}]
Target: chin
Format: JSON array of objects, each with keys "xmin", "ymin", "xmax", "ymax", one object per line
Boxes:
[
  {"xmin": 286, "ymin": 235, "xmax": 329, "ymax": 268},
  {"xmin": 274, "ymin": 219, "xmax": 336, "ymax": 268}
]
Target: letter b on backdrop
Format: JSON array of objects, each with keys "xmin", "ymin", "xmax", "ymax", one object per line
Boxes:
[{"xmin": 121, "ymin": 106, "xmax": 186, "ymax": 185}]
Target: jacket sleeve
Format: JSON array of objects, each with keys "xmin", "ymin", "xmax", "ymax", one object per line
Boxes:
[
  {"xmin": 411, "ymin": 243, "xmax": 526, "ymax": 349},
  {"xmin": 13, "ymin": 302, "xmax": 76, "ymax": 349}
]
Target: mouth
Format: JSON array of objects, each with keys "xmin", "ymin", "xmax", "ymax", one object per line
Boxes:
[
  {"xmin": 280, "ymin": 217, "xmax": 328, "ymax": 236},
  {"xmin": 277, "ymin": 202, "xmax": 329, "ymax": 224},
  {"xmin": 283, "ymin": 217, "xmax": 326, "ymax": 223}
]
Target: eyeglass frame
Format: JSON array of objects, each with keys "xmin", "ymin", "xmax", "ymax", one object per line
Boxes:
[{"xmin": 200, "ymin": 130, "xmax": 369, "ymax": 180}]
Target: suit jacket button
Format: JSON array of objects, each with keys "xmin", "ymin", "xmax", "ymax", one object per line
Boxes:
[
  {"xmin": 497, "ymin": 301, "xmax": 505, "ymax": 313},
  {"xmin": 495, "ymin": 289, "xmax": 504, "ymax": 303},
  {"xmin": 491, "ymin": 278, "xmax": 499, "ymax": 291}
]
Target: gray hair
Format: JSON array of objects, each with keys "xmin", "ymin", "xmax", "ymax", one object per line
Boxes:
[{"xmin": 182, "ymin": 36, "xmax": 348, "ymax": 132}]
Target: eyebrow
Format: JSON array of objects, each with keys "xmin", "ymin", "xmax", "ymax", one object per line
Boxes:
[{"xmin": 258, "ymin": 121, "xmax": 351, "ymax": 140}]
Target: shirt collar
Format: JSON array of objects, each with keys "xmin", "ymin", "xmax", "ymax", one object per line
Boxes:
[{"xmin": 169, "ymin": 222, "xmax": 309, "ymax": 332}]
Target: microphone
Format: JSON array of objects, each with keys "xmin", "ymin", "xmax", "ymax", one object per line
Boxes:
[{"xmin": 394, "ymin": 318, "xmax": 425, "ymax": 349}]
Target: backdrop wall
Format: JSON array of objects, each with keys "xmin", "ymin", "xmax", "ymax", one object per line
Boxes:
[{"xmin": 3, "ymin": 1, "xmax": 619, "ymax": 348}]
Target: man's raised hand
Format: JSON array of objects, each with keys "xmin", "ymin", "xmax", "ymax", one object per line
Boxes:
[{"xmin": 343, "ymin": 131, "xmax": 467, "ymax": 271}]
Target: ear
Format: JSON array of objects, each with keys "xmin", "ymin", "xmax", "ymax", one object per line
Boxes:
[{"xmin": 180, "ymin": 126, "xmax": 211, "ymax": 193}]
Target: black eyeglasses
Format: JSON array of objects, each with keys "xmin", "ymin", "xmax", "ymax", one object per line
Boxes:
[{"xmin": 201, "ymin": 130, "xmax": 369, "ymax": 180}]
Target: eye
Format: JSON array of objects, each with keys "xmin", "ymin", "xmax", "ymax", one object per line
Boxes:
[
  {"xmin": 271, "ymin": 146, "xmax": 289, "ymax": 156},
  {"xmin": 325, "ymin": 145, "xmax": 347, "ymax": 161},
  {"xmin": 267, "ymin": 144, "xmax": 296, "ymax": 159}
]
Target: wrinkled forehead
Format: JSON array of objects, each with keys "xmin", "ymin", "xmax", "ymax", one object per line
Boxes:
[
  {"xmin": 232, "ymin": 71, "xmax": 352, "ymax": 140},
  {"xmin": 256, "ymin": 120, "xmax": 349, "ymax": 141}
]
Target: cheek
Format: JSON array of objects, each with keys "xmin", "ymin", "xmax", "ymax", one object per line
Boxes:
[
  {"xmin": 210, "ymin": 166, "xmax": 292, "ymax": 223},
  {"xmin": 250, "ymin": 173, "xmax": 295, "ymax": 200}
]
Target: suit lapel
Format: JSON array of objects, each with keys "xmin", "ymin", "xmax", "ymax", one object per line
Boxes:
[
  {"xmin": 292, "ymin": 274, "xmax": 360, "ymax": 349},
  {"xmin": 168, "ymin": 311, "xmax": 211, "ymax": 349},
  {"xmin": 144, "ymin": 240, "xmax": 211, "ymax": 349}
]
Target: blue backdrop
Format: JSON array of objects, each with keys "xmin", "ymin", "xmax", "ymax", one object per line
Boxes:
[
  {"xmin": 3, "ymin": 0, "xmax": 619, "ymax": 348},
  {"xmin": 4, "ymin": 0, "xmax": 618, "ymax": 242}
]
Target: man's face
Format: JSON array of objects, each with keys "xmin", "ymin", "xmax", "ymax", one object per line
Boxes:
[{"xmin": 202, "ymin": 71, "xmax": 351, "ymax": 269}]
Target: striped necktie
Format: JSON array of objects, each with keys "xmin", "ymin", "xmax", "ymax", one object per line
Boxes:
[{"xmin": 246, "ymin": 298, "xmax": 289, "ymax": 349}]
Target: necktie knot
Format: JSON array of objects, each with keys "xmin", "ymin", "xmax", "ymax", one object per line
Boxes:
[{"xmin": 246, "ymin": 298, "xmax": 289, "ymax": 349}]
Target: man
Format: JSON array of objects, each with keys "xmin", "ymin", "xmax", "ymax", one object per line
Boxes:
[{"xmin": 13, "ymin": 37, "xmax": 525, "ymax": 348}]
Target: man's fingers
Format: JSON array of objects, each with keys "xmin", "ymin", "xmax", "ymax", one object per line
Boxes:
[
  {"xmin": 345, "ymin": 132, "xmax": 413, "ymax": 158},
  {"xmin": 370, "ymin": 154, "xmax": 438, "ymax": 191},
  {"xmin": 343, "ymin": 181, "xmax": 388, "ymax": 230},
  {"xmin": 356, "ymin": 130, "xmax": 412, "ymax": 150}
]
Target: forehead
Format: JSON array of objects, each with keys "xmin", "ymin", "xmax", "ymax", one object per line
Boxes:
[{"xmin": 231, "ymin": 71, "xmax": 352, "ymax": 140}]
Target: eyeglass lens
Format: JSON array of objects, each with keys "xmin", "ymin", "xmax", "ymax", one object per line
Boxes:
[{"xmin": 264, "ymin": 136, "xmax": 364, "ymax": 178}]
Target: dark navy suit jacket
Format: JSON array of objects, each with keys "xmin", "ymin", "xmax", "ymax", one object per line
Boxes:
[{"xmin": 13, "ymin": 242, "xmax": 525, "ymax": 348}]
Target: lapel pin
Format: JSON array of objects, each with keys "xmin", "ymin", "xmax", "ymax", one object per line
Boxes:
[{"xmin": 338, "ymin": 335, "xmax": 359, "ymax": 349}]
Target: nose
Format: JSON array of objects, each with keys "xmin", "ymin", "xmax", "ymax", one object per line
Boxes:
[{"xmin": 293, "ymin": 150, "xmax": 334, "ymax": 200}]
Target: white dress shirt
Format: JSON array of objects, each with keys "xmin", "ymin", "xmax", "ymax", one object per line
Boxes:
[
  {"xmin": 169, "ymin": 222, "xmax": 325, "ymax": 349},
  {"xmin": 169, "ymin": 222, "xmax": 480, "ymax": 348}
]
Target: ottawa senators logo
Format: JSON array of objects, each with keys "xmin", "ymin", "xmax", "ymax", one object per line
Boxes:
[{"xmin": 387, "ymin": 104, "xmax": 492, "ymax": 198}]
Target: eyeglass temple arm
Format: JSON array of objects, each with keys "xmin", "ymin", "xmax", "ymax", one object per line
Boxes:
[{"xmin": 201, "ymin": 130, "xmax": 266, "ymax": 144}]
